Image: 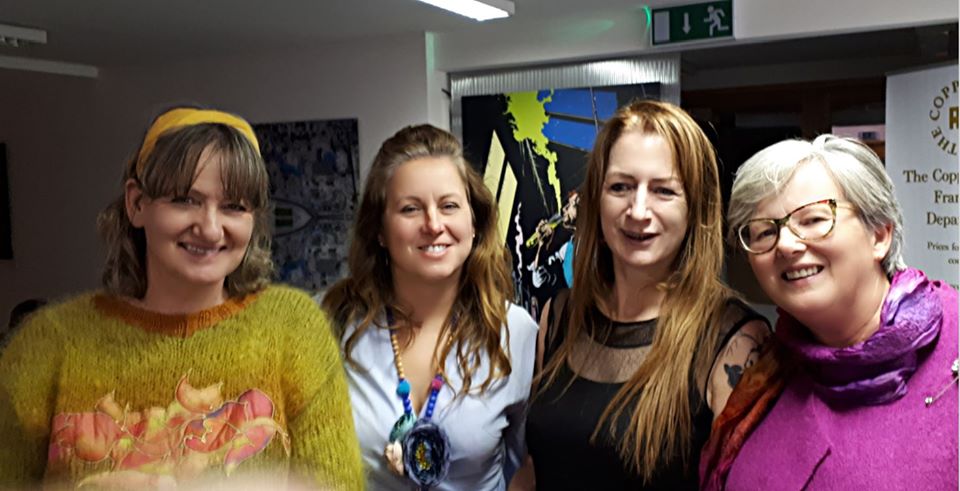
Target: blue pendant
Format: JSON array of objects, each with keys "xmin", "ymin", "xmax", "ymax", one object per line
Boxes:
[{"xmin": 402, "ymin": 419, "xmax": 450, "ymax": 488}]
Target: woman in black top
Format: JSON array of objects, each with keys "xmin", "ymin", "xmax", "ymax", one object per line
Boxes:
[{"xmin": 520, "ymin": 100, "xmax": 769, "ymax": 489}]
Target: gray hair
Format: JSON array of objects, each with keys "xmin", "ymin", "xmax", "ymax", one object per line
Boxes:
[{"xmin": 728, "ymin": 134, "xmax": 906, "ymax": 277}]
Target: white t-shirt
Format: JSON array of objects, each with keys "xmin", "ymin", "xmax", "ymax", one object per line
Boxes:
[{"xmin": 342, "ymin": 303, "xmax": 537, "ymax": 491}]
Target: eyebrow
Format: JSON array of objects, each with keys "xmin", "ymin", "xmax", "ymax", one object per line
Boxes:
[
  {"xmin": 181, "ymin": 188, "xmax": 242, "ymax": 203},
  {"xmin": 604, "ymin": 171, "xmax": 682, "ymax": 184},
  {"xmin": 168, "ymin": 188, "xmax": 207, "ymax": 200},
  {"xmin": 395, "ymin": 192, "xmax": 465, "ymax": 203},
  {"xmin": 605, "ymin": 171, "xmax": 634, "ymax": 181}
]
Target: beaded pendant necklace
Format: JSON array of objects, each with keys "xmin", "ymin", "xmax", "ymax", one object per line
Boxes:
[{"xmin": 383, "ymin": 308, "xmax": 451, "ymax": 490}]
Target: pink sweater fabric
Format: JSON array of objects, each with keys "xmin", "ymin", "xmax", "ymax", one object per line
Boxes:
[{"xmin": 726, "ymin": 283, "xmax": 958, "ymax": 490}]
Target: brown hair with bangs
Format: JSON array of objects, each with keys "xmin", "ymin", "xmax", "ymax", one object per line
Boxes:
[
  {"xmin": 98, "ymin": 117, "xmax": 273, "ymax": 299},
  {"xmin": 537, "ymin": 100, "xmax": 734, "ymax": 482},
  {"xmin": 323, "ymin": 124, "xmax": 514, "ymax": 395}
]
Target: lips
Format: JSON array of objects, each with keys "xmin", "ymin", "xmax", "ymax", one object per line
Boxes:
[
  {"xmin": 418, "ymin": 244, "xmax": 449, "ymax": 255},
  {"xmin": 782, "ymin": 265, "xmax": 823, "ymax": 281},
  {"xmin": 621, "ymin": 229, "xmax": 657, "ymax": 242},
  {"xmin": 180, "ymin": 242, "xmax": 224, "ymax": 257}
]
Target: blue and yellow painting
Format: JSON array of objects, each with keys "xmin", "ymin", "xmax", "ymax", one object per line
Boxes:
[{"xmin": 462, "ymin": 84, "xmax": 661, "ymax": 319}]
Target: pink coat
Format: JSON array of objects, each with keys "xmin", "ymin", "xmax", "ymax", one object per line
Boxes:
[{"xmin": 726, "ymin": 283, "xmax": 958, "ymax": 490}]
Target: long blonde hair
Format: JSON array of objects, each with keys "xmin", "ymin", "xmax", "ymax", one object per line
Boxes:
[
  {"xmin": 538, "ymin": 100, "xmax": 733, "ymax": 481},
  {"xmin": 323, "ymin": 124, "xmax": 514, "ymax": 395}
]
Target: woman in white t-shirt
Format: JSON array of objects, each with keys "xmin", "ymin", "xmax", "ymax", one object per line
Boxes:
[{"xmin": 323, "ymin": 124, "xmax": 537, "ymax": 490}]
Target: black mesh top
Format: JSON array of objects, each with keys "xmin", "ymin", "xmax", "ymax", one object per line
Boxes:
[{"xmin": 526, "ymin": 291, "xmax": 765, "ymax": 490}]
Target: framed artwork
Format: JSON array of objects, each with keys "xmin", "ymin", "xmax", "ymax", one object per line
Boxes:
[{"xmin": 254, "ymin": 119, "xmax": 359, "ymax": 292}]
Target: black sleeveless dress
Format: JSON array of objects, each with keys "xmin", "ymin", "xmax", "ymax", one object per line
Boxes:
[{"xmin": 526, "ymin": 292, "xmax": 765, "ymax": 490}]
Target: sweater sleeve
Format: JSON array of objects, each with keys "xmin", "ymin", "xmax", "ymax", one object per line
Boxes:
[
  {"xmin": 0, "ymin": 308, "xmax": 63, "ymax": 483},
  {"xmin": 281, "ymin": 290, "xmax": 364, "ymax": 491}
]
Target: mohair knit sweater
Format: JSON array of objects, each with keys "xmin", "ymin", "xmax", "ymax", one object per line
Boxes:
[{"xmin": 0, "ymin": 285, "xmax": 363, "ymax": 490}]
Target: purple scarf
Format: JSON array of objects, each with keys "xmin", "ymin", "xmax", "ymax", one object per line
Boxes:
[{"xmin": 775, "ymin": 268, "xmax": 943, "ymax": 406}]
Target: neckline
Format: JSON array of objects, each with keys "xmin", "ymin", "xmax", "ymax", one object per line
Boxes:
[
  {"xmin": 94, "ymin": 292, "xmax": 259, "ymax": 337},
  {"xmin": 591, "ymin": 306, "xmax": 658, "ymax": 348},
  {"xmin": 384, "ymin": 307, "xmax": 450, "ymax": 418}
]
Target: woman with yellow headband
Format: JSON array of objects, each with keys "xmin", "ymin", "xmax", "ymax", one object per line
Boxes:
[{"xmin": 0, "ymin": 107, "xmax": 364, "ymax": 489}]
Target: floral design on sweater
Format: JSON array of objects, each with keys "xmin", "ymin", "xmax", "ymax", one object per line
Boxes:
[{"xmin": 47, "ymin": 375, "xmax": 289, "ymax": 488}]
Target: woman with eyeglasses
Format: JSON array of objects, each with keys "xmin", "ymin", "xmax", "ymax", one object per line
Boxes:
[{"xmin": 700, "ymin": 135, "xmax": 958, "ymax": 490}]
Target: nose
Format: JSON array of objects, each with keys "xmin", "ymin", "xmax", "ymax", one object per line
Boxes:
[
  {"xmin": 626, "ymin": 189, "xmax": 650, "ymax": 220},
  {"xmin": 193, "ymin": 206, "xmax": 224, "ymax": 243},
  {"xmin": 774, "ymin": 225, "xmax": 806, "ymax": 256},
  {"xmin": 422, "ymin": 207, "xmax": 444, "ymax": 235}
]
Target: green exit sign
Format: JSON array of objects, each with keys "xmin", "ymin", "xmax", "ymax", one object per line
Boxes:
[{"xmin": 652, "ymin": 1, "xmax": 733, "ymax": 45}]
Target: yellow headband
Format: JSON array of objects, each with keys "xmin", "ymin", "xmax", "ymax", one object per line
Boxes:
[{"xmin": 135, "ymin": 108, "xmax": 261, "ymax": 178}]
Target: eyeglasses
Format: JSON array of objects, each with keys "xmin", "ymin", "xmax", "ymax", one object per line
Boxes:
[{"xmin": 737, "ymin": 199, "xmax": 840, "ymax": 254}]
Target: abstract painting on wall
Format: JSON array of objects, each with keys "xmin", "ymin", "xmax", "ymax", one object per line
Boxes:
[
  {"xmin": 254, "ymin": 119, "xmax": 359, "ymax": 292},
  {"xmin": 462, "ymin": 84, "xmax": 661, "ymax": 319}
]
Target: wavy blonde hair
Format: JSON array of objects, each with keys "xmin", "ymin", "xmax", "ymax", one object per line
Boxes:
[
  {"xmin": 538, "ymin": 100, "xmax": 734, "ymax": 481},
  {"xmin": 323, "ymin": 124, "xmax": 513, "ymax": 395},
  {"xmin": 98, "ymin": 116, "xmax": 273, "ymax": 299}
]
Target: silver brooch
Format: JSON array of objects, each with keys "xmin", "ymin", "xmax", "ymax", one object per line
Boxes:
[{"xmin": 924, "ymin": 358, "xmax": 959, "ymax": 407}]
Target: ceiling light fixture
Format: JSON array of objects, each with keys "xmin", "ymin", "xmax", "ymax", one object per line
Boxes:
[
  {"xmin": 414, "ymin": 0, "xmax": 514, "ymax": 21},
  {"xmin": 0, "ymin": 55, "xmax": 98, "ymax": 78},
  {"xmin": 0, "ymin": 23, "xmax": 47, "ymax": 48}
]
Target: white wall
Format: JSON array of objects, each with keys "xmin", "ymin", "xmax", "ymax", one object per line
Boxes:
[
  {"xmin": 434, "ymin": 0, "xmax": 958, "ymax": 72},
  {"xmin": 425, "ymin": 32, "xmax": 451, "ymax": 130},
  {"xmin": 435, "ymin": 5, "xmax": 652, "ymax": 73},
  {"xmin": 735, "ymin": 0, "xmax": 956, "ymax": 41},
  {"xmin": 0, "ymin": 32, "xmax": 430, "ymax": 320},
  {"xmin": 98, "ymin": 33, "xmax": 431, "ymax": 185},
  {"xmin": 0, "ymin": 70, "xmax": 103, "ymax": 324}
]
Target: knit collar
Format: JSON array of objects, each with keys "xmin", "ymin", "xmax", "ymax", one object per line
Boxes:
[
  {"xmin": 776, "ymin": 268, "xmax": 942, "ymax": 406},
  {"xmin": 94, "ymin": 292, "xmax": 259, "ymax": 337}
]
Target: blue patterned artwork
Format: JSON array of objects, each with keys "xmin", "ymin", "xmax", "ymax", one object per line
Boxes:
[{"xmin": 254, "ymin": 119, "xmax": 359, "ymax": 291}]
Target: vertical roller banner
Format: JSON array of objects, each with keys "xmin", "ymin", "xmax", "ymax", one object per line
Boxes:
[
  {"xmin": 886, "ymin": 64, "xmax": 959, "ymax": 289},
  {"xmin": 462, "ymin": 84, "xmax": 661, "ymax": 319}
]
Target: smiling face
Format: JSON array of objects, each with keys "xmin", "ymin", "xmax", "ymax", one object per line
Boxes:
[
  {"xmin": 128, "ymin": 145, "xmax": 255, "ymax": 298},
  {"xmin": 746, "ymin": 160, "xmax": 892, "ymax": 332},
  {"xmin": 381, "ymin": 156, "xmax": 475, "ymax": 287},
  {"xmin": 600, "ymin": 130, "xmax": 688, "ymax": 282}
]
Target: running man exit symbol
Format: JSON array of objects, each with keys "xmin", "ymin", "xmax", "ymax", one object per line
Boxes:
[
  {"xmin": 704, "ymin": 5, "xmax": 729, "ymax": 36},
  {"xmin": 652, "ymin": 1, "xmax": 734, "ymax": 45}
]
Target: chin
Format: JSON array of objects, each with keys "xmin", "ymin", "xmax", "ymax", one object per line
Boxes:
[
  {"xmin": 183, "ymin": 278, "xmax": 230, "ymax": 290},
  {"xmin": 778, "ymin": 296, "xmax": 833, "ymax": 320},
  {"xmin": 179, "ymin": 270, "xmax": 234, "ymax": 288},
  {"xmin": 417, "ymin": 265, "xmax": 463, "ymax": 282},
  {"xmin": 419, "ymin": 272, "xmax": 458, "ymax": 283}
]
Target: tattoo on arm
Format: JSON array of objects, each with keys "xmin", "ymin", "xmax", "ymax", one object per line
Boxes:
[
  {"xmin": 722, "ymin": 331, "xmax": 764, "ymax": 389},
  {"xmin": 724, "ymin": 363, "xmax": 743, "ymax": 387}
]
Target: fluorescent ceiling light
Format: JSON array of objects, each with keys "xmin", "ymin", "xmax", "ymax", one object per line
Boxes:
[
  {"xmin": 0, "ymin": 55, "xmax": 98, "ymax": 78},
  {"xmin": 415, "ymin": 0, "xmax": 514, "ymax": 21},
  {"xmin": 0, "ymin": 23, "xmax": 47, "ymax": 47}
]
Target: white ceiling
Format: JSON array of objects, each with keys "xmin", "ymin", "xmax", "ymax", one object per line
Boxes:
[{"xmin": 0, "ymin": 0, "xmax": 665, "ymax": 66}]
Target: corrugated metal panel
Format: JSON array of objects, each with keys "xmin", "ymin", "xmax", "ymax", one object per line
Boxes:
[{"xmin": 449, "ymin": 55, "xmax": 680, "ymax": 138}]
